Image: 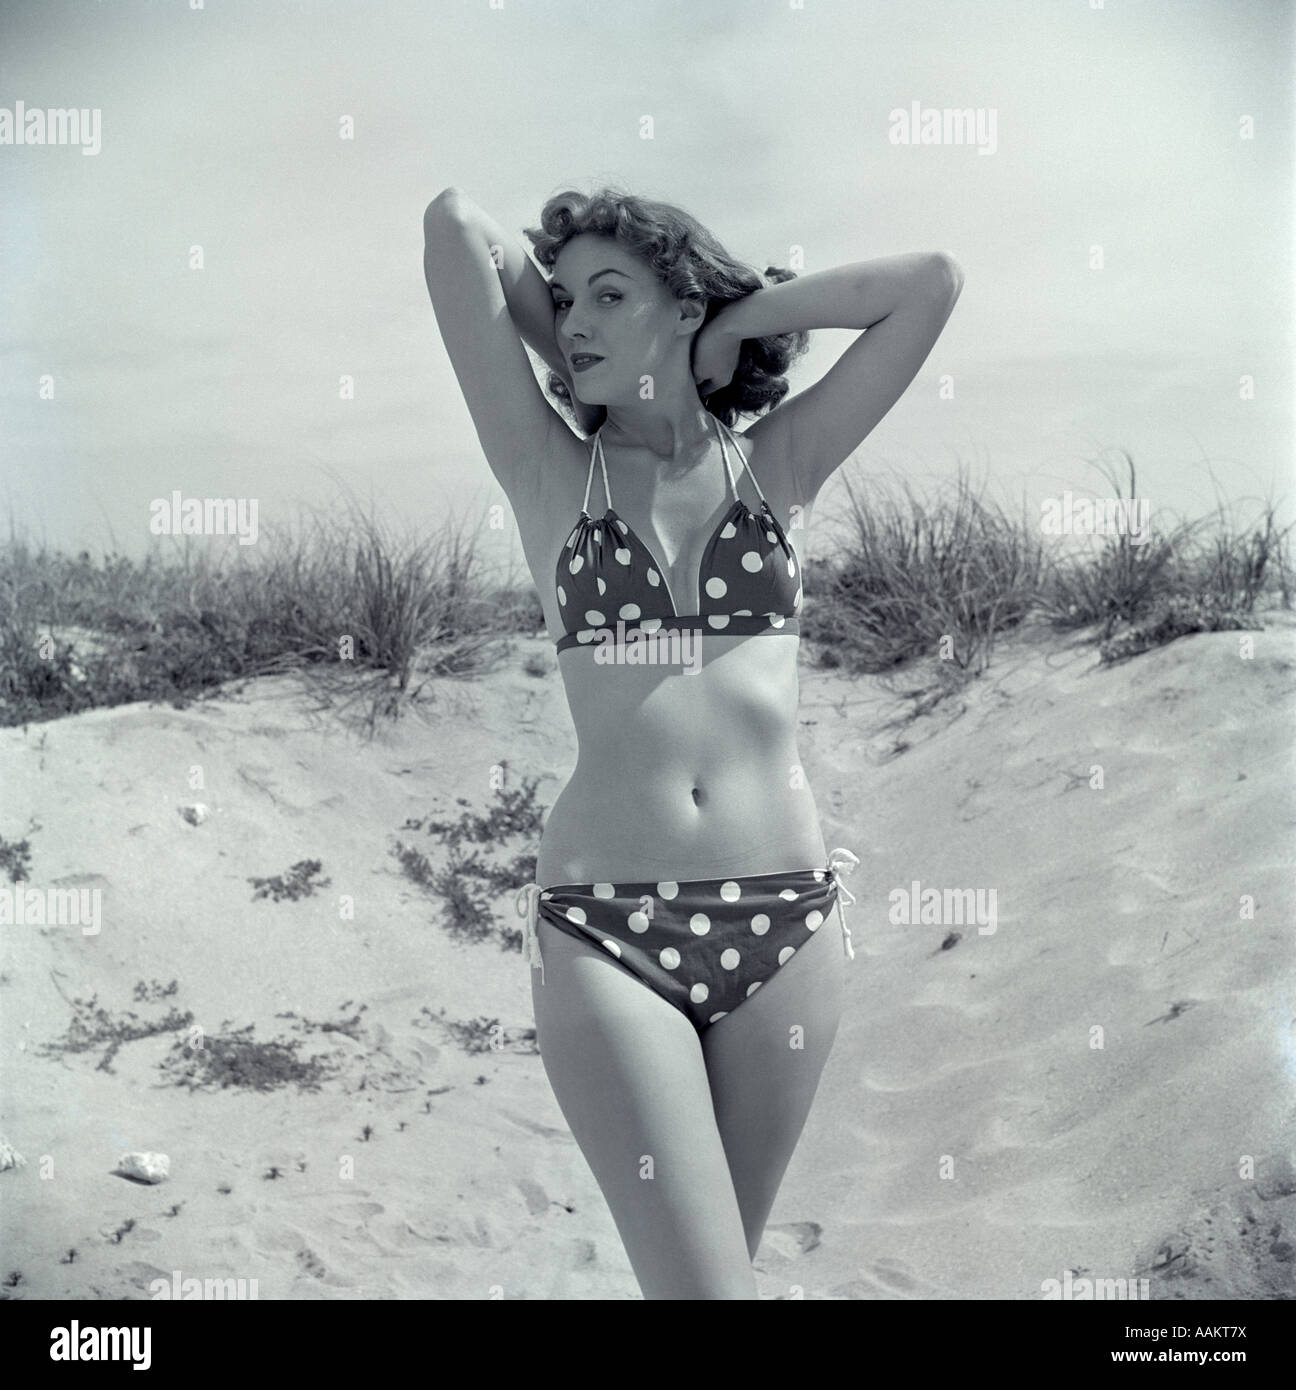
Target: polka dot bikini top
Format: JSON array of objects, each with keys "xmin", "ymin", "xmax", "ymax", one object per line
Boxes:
[{"xmin": 554, "ymin": 415, "xmax": 802, "ymax": 652}]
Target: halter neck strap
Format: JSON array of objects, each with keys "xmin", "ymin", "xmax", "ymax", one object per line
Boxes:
[
  {"xmin": 583, "ymin": 415, "xmax": 767, "ymax": 514},
  {"xmin": 581, "ymin": 430, "xmax": 613, "ymax": 515},
  {"xmin": 715, "ymin": 417, "xmax": 769, "ymax": 508}
]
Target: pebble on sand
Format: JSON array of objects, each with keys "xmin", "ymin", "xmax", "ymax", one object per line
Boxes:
[{"xmin": 114, "ymin": 1151, "xmax": 170, "ymax": 1184}]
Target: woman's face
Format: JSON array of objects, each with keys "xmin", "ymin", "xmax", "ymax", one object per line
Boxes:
[{"xmin": 550, "ymin": 233, "xmax": 690, "ymax": 404}]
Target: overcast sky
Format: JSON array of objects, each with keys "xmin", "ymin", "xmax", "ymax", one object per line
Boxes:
[{"xmin": 1, "ymin": 0, "xmax": 1291, "ymax": 574}]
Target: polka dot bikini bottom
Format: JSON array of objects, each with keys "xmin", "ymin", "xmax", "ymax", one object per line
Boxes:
[{"xmin": 516, "ymin": 848, "xmax": 860, "ymax": 1032}]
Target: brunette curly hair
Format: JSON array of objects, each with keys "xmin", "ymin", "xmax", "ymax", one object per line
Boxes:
[{"xmin": 524, "ymin": 186, "xmax": 810, "ymax": 431}]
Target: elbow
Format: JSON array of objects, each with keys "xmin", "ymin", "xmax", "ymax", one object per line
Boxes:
[
  {"xmin": 928, "ymin": 252, "xmax": 965, "ymax": 297},
  {"xmin": 424, "ymin": 186, "xmax": 466, "ymax": 229}
]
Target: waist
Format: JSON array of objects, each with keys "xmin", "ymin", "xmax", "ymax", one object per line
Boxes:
[
  {"xmin": 555, "ymin": 613, "xmax": 799, "ymax": 653},
  {"xmin": 558, "ymin": 636, "xmax": 801, "ymax": 764},
  {"xmin": 544, "ymin": 625, "xmax": 809, "ymax": 881},
  {"xmin": 536, "ymin": 761, "xmax": 825, "ymax": 884}
]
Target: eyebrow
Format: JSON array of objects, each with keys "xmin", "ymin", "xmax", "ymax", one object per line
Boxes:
[{"xmin": 549, "ymin": 268, "xmax": 632, "ymax": 293}]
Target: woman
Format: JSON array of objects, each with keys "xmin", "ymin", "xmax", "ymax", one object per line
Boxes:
[{"xmin": 422, "ymin": 185, "xmax": 962, "ymax": 1299}]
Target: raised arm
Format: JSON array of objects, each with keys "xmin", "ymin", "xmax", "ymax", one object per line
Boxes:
[
  {"xmin": 421, "ymin": 187, "xmax": 590, "ymax": 502},
  {"xmin": 711, "ymin": 253, "xmax": 964, "ymax": 504}
]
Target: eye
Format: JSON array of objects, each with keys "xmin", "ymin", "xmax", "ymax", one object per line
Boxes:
[{"xmin": 552, "ymin": 291, "xmax": 620, "ymax": 313}]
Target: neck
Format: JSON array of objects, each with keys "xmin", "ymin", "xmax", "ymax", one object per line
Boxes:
[{"xmin": 600, "ymin": 401, "xmax": 717, "ymax": 462}]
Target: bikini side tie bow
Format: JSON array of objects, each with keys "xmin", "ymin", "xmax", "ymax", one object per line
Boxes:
[
  {"xmin": 826, "ymin": 846, "xmax": 861, "ymax": 961},
  {"xmin": 515, "ymin": 883, "xmax": 546, "ymax": 984}
]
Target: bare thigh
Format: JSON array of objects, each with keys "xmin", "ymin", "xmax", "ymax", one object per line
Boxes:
[
  {"xmin": 530, "ymin": 918, "xmax": 758, "ymax": 1300},
  {"xmin": 702, "ymin": 905, "xmax": 846, "ymax": 1261}
]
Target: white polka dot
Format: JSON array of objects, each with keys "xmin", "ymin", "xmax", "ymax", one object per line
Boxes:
[
  {"xmin": 596, "ymin": 577, "xmax": 606, "ymax": 595},
  {"xmin": 576, "ymin": 629, "xmax": 595, "ymax": 643},
  {"xmin": 616, "ymin": 519, "xmax": 628, "ymax": 533},
  {"xmin": 750, "ymin": 914, "xmax": 770, "ymax": 934},
  {"xmin": 647, "ymin": 568, "xmax": 660, "ymax": 587},
  {"xmin": 557, "ymin": 584, "xmax": 567, "ymax": 605},
  {"xmin": 641, "ymin": 618, "xmax": 661, "ymax": 633},
  {"xmin": 689, "ymin": 913, "xmax": 710, "ymax": 935},
  {"xmin": 778, "ymin": 889, "xmax": 797, "ymax": 902},
  {"xmin": 690, "ymin": 983, "xmax": 709, "ymax": 1003},
  {"xmin": 569, "ymin": 555, "xmax": 584, "ymax": 575},
  {"xmin": 659, "ymin": 947, "xmax": 681, "ymax": 970},
  {"xmin": 766, "ymin": 530, "xmax": 777, "ymax": 543},
  {"xmin": 746, "ymin": 981, "xmax": 763, "ymax": 997},
  {"xmin": 593, "ymin": 528, "xmax": 602, "ymax": 543},
  {"xmin": 720, "ymin": 948, "xmax": 741, "ymax": 970},
  {"xmin": 787, "ymin": 558, "xmax": 796, "ymax": 576},
  {"xmin": 719, "ymin": 881, "xmax": 741, "ymax": 902},
  {"xmin": 565, "ymin": 905, "xmax": 587, "ymax": 925},
  {"xmin": 767, "ymin": 614, "xmax": 786, "ymax": 628},
  {"xmin": 741, "ymin": 551, "xmax": 763, "ymax": 573},
  {"xmin": 585, "ymin": 609, "xmax": 605, "ymax": 625},
  {"xmin": 813, "ymin": 870, "xmax": 825, "ymax": 882},
  {"xmin": 709, "ymin": 1011, "xmax": 728, "ymax": 1023},
  {"xmin": 707, "ymin": 615, "xmax": 730, "ymax": 629},
  {"xmin": 705, "ymin": 576, "xmax": 727, "ymax": 599},
  {"xmin": 593, "ymin": 882, "xmax": 615, "ymax": 898},
  {"xmin": 720, "ymin": 521, "xmax": 737, "ymax": 540},
  {"xmin": 657, "ymin": 881, "xmax": 678, "ymax": 899},
  {"xmin": 614, "ymin": 547, "xmax": 631, "ymax": 565},
  {"xmin": 734, "ymin": 609, "xmax": 752, "ymax": 616},
  {"xmin": 793, "ymin": 590, "xmax": 802, "ymax": 609},
  {"xmin": 602, "ymin": 939, "xmax": 622, "ymax": 958},
  {"xmin": 806, "ymin": 910, "xmax": 824, "ymax": 930},
  {"xmin": 619, "ymin": 603, "xmax": 641, "ymax": 619},
  {"xmin": 540, "ymin": 891, "xmax": 552, "ymax": 901},
  {"xmin": 627, "ymin": 910, "xmax": 650, "ymax": 932},
  {"xmin": 778, "ymin": 946, "xmax": 796, "ymax": 965}
]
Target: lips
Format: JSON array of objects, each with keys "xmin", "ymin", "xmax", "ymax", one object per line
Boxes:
[{"xmin": 570, "ymin": 354, "xmax": 604, "ymax": 372}]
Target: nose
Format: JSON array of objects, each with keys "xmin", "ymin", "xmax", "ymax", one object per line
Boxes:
[{"xmin": 557, "ymin": 308, "xmax": 591, "ymax": 349}]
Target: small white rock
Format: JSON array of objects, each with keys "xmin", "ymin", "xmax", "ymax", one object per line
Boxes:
[
  {"xmin": 115, "ymin": 1151, "xmax": 170, "ymax": 1184},
  {"xmin": 0, "ymin": 1136, "xmax": 26, "ymax": 1171},
  {"xmin": 178, "ymin": 803, "xmax": 209, "ymax": 826}
]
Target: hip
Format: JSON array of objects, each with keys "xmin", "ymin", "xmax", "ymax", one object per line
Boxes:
[{"xmin": 517, "ymin": 846, "xmax": 864, "ymax": 990}]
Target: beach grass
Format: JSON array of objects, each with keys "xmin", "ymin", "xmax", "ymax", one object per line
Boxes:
[
  {"xmin": 0, "ymin": 502, "xmax": 525, "ymax": 728},
  {"xmin": 801, "ymin": 454, "xmax": 1290, "ymax": 678},
  {"xmin": 2, "ymin": 456, "xmax": 1289, "ymax": 727}
]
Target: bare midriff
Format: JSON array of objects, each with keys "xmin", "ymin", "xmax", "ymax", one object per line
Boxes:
[
  {"xmin": 536, "ymin": 632, "xmax": 827, "ymax": 886},
  {"xmin": 520, "ymin": 422, "xmax": 826, "ymax": 888}
]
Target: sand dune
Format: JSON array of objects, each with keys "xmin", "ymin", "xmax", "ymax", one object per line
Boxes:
[{"xmin": 2, "ymin": 618, "xmax": 1293, "ymax": 1299}]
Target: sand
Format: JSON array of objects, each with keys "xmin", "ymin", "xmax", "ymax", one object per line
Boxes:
[{"xmin": 2, "ymin": 617, "xmax": 1293, "ymax": 1300}]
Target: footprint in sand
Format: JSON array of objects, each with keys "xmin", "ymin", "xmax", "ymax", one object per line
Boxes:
[
  {"xmin": 500, "ymin": 1108, "xmax": 570, "ymax": 1140},
  {"xmin": 859, "ymin": 1256, "xmax": 934, "ymax": 1297},
  {"xmin": 121, "ymin": 1262, "xmax": 169, "ymax": 1293},
  {"xmin": 762, "ymin": 1254, "xmax": 933, "ymax": 1301},
  {"xmin": 336, "ymin": 1200, "xmax": 385, "ymax": 1224},
  {"xmin": 295, "ymin": 1247, "xmax": 327, "ymax": 1280},
  {"xmin": 515, "ymin": 1177, "xmax": 550, "ymax": 1217}
]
